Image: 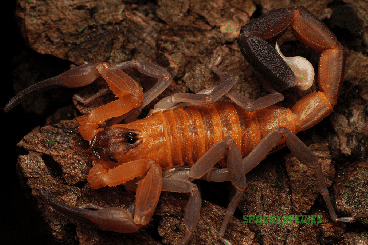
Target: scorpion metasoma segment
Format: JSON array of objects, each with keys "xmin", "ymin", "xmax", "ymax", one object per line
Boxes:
[{"xmin": 5, "ymin": 6, "xmax": 353, "ymax": 245}]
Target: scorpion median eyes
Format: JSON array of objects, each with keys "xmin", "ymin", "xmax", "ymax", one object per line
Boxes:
[{"xmin": 5, "ymin": 6, "xmax": 353, "ymax": 245}]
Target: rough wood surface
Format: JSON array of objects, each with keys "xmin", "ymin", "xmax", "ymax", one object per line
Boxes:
[{"xmin": 8, "ymin": 0, "xmax": 368, "ymax": 244}]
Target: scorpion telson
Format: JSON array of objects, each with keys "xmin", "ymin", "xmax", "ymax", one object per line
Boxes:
[{"xmin": 6, "ymin": 6, "xmax": 353, "ymax": 245}]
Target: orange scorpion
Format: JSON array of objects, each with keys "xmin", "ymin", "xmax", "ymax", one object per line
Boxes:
[{"xmin": 5, "ymin": 6, "xmax": 354, "ymax": 244}]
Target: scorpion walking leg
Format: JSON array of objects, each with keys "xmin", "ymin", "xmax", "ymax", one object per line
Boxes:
[
  {"xmin": 212, "ymin": 66, "xmax": 285, "ymax": 111},
  {"xmin": 189, "ymin": 137, "xmax": 246, "ymax": 244},
  {"xmin": 74, "ymin": 60, "xmax": 173, "ymax": 106},
  {"xmin": 113, "ymin": 60, "xmax": 173, "ymax": 106},
  {"xmin": 77, "ymin": 63, "xmax": 144, "ymax": 141},
  {"xmin": 241, "ymin": 127, "xmax": 354, "ymax": 222},
  {"xmin": 226, "ymin": 87, "xmax": 284, "ymax": 112},
  {"xmin": 74, "ymin": 87, "xmax": 110, "ymax": 105},
  {"xmin": 103, "ymin": 60, "xmax": 174, "ymax": 124},
  {"xmin": 152, "ymin": 63, "xmax": 284, "ymax": 114},
  {"xmin": 160, "ymin": 177, "xmax": 201, "ymax": 245},
  {"xmin": 151, "ymin": 59, "xmax": 238, "ymax": 112}
]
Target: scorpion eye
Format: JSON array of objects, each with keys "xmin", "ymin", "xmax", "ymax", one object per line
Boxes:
[{"xmin": 125, "ymin": 132, "xmax": 138, "ymax": 144}]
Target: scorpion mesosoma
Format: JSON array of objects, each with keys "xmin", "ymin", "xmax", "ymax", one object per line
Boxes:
[{"xmin": 5, "ymin": 6, "xmax": 354, "ymax": 245}]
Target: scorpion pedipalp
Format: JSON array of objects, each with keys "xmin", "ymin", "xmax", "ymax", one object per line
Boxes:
[{"xmin": 4, "ymin": 63, "xmax": 100, "ymax": 113}]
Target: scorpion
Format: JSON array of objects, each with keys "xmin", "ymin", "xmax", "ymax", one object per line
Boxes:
[{"xmin": 5, "ymin": 6, "xmax": 354, "ymax": 245}]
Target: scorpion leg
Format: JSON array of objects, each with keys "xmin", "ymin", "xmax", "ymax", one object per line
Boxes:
[
  {"xmin": 112, "ymin": 60, "xmax": 173, "ymax": 109},
  {"xmin": 98, "ymin": 60, "xmax": 174, "ymax": 124},
  {"xmin": 160, "ymin": 177, "xmax": 201, "ymax": 245},
  {"xmin": 241, "ymin": 127, "xmax": 354, "ymax": 222},
  {"xmin": 188, "ymin": 137, "xmax": 246, "ymax": 244},
  {"xmin": 74, "ymin": 87, "xmax": 110, "ymax": 105},
  {"xmin": 4, "ymin": 63, "xmax": 100, "ymax": 113},
  {"xmin": 208, "ymin": 65, "xmax": 285, "ymax": 111},
  {"xmin": 41, "ymin": 159, "xmax": 163, "ymax": 233},
  {"xmin": 77, "ymin": 63, "xmax": 144, "ymax": 141},
  {"xmin": 226, "ymin": 88, "xmax": 284, "ymax": 112},
  {"xmin": 150, "ymin": 56, "xmax": 237, "ymax": 112},
  {"xmin": 151, "ymin": 62, "xmax": 284, "ymax": 113},
  {"xmin": 163, "ymin": 167, "xmax": 232, "ymax": 184}
]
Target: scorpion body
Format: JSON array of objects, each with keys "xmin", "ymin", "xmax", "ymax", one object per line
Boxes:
[{"xmin": 94, "ymin": 102, "xmax": 295, "ymax": 172}]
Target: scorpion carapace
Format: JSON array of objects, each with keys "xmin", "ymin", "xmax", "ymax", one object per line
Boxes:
[
  {"xmin": 5, "ymin": 6, "xmax": 353, "ymax": 245},
  {"xmin": 90, "ymin": 127, "xmax": 142, "ymax": 164}
]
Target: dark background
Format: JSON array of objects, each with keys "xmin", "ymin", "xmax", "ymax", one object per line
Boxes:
[{"xmin": 2, "ymin": 1, "xmax": 54, "ymax": 244}]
